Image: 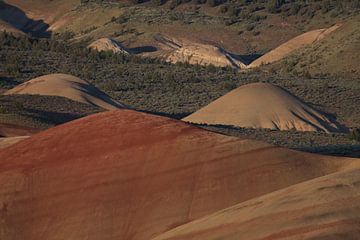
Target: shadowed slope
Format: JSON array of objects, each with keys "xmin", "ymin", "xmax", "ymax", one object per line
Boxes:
[
  {"xmin": 5, "ymin": 73, "xmax": 125, "ymax": 110},
  {"xmin": 153, "ymin": 167, "xmax": 360, "ymax": 240},
  {"xmin": 0, "ymin": 1, "xmax": 51, "ymax": 37},
  {"xmin": 183, "ymin": 83, "xmax": 343, "ymax": 133},
  {"xmin": 0, "ymin": 110, "xmax": 357, "ymax": 240},
  {"xmin": 0, "ymin": 19, "xmax": 24, "ymax": 35}
]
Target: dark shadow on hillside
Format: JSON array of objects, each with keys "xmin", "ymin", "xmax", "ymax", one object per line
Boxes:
[
  {"xmin": 0, "ymin": 76, "xmax": 22, "ymax": 89},
  {"xmin": 0, "ymin": 2, "xmax": 51, "ymax": 38},
  {"xmin": 276, "ymin": 85, "xmax": 349, "ymax": 133},
  {"xmin": 129, "ymin": 46, "xmax": 158, "ymax": 54},
  {"xmin": 137, "ymin": 109, "xmax": 190, "ymax": 120},
  {"xmin": 231, "ymin": 53, "xmax": 263, "ymax": 65},
  {"xmin": 22, "ymin": 108, "xmax": 88, "ymax": 126}
]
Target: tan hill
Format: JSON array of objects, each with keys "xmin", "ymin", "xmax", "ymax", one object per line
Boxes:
[
  {"xmin": 278, "ymin": 16, "xmax": 360, "ymax": 76},
  {"xmin": 248, "ymin": 24, "xmax": 341, "ymax": 68},
  {"xmin": 153, "ymin": 166, "xmax": 360, "ymax": 240},
  {"xmin": 183, "ymin": 82, "xmax": 343, "ymax": 133},
  {"xmin": 162, "ymin": 36, "xmax": 246, "ymax": 68},
  {"xmin": 0, "ymin": 110, "xmax": 357, "ymax": 240},
  {"xmin": 5, "ymin": 73, "xmax": 125, "ymax": 110},
  {"xmin": 88, "ymin": 38, "xmax": 130, "ymax": 54}
]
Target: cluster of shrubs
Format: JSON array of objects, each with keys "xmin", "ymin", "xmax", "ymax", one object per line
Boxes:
[
  {"xmin": 129, "ymin": 0, "xmax": 360, "ymax": 17},
  {"xmin": 350, "ymin": 129, "xmax": 360, "ymax": 142}
]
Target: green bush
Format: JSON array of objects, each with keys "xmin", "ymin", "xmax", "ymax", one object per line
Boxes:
[{"xmin": 349, "ymin": 129, "xmax": 360, "ymax": 142}]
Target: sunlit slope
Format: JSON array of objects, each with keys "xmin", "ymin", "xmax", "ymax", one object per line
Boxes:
[
  {"xmin": 0, "ymin": 110, "xmax": 356, "ymax": 240},
  {"xmin": 183, "ymin": 83, "xmax": 343, "ymax": 132}
]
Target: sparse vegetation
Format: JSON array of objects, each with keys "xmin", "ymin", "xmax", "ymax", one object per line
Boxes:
[{"xmin": 350, "ymin": 128, "xmax": 360, "ymax": 142}]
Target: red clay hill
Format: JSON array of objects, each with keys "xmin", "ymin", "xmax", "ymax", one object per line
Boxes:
[{"xmin": 0, "ymin": 110, "xmax": 358, "ymax": 240}]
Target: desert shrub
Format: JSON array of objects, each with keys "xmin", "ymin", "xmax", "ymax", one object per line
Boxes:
[
  {"xmin": 151, "ymin": 0, "xmax": 166, "ymax": 5},
  {"xmin": 246, "ymin": 24, "xmax": 255, "ymax": 31},
  {"xmin": 290, "ymin": 3, "xmax": 301, "ymax": 15},
  {"xmin": 222, "ymin": 82, "xmax": 236, "ymax": 91},
  {"xmin": 193, "ymin": 0, "xmax": 207, "ymax": 4},
  {"xmin": 267, "ymin": 0, "xmax": 285, "ymax": 13},
  {"xmin": 349, "ymin": 129, "xmax": 360, "ymax": 142},
  {"xmin": 219, "ymin": 5, "xmax": 228, "ymax": 13},
  {"xmin": 224, "ymin": 18, "xmax": 237, "ymax": 26},
  {"xmin": 169, "ymin": 0, "xmax": 182, "ymax": 9},
  {"xmin": 230, "ymin": 8, "xmax": 240, "ymax": 17},
  {"xmin": 112, "ymin": 15, "xmax": 128, "ymax": 24}
]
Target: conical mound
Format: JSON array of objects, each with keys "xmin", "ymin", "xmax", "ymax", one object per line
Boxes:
[
  {"xmin": 183, "ymin": 82, "xmax": 342, "ymax": 132},
  {"xmin": 88, "ymin": 38, "xmax": 129, "ymax": 54},
  {"xmin": 0, "ymin": 110, "xmax": 356, "ymax": 240},
  {"xmin": 5, "ymin": 73, "xmax": 126, "ymax": 110}
]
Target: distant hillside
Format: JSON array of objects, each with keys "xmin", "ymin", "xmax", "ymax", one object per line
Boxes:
[
  {"xmin": 2, "ymin": 0, "xmax": 358, "ymax": 55},
  {"xmin": 274, "ymin": 15, "xmax": 360, "ymax": 77}
]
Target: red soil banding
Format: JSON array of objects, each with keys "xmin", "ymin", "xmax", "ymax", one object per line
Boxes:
[{"xmin": 0, "ymin": 110, "xmax": 357, "ymax": 240}]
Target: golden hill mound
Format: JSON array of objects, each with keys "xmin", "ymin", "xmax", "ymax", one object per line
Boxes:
[
  {"xmin": 88, "ymin": 38, "xmax": 130, "ymax": 54},
  {"xmin": 153, "ymin": 166, "xmax": 360, "ymax": 240},
  {"xmin": 183, "ymin": 82, "xmax": 343, "ymax": 132},
  {"xmin": 5, "ymin": 73, "xmax": 125, "ymax": 110},
  {"xmin": 0, "ymin": 110, "xmax": 357, "ymax": 240},
  {"xmin": 248, "ymin": 24, "xmax": 341, "ymax": 68}
]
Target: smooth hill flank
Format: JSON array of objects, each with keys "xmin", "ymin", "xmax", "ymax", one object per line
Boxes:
[
  {"xmin": 0, "ymin": 110, "xmax": 357, "ymax": 240},
  {"xmin": 5, "ymin": 73, "xmax": 125, "ymax": 110},
  {"xmin": 183, "ymin": 82, "xmax": 343, "ymax": 133},
  {"xmin": 88, "ymin": 38, "xmax": 130, "ymax": 54},
  {"xmin": 153, "ymin": 166, "xmax": 360, "ymax": 240},
  {"xmin": 248, "ymin": 24, "xmax": 341, "ymax": 68}
]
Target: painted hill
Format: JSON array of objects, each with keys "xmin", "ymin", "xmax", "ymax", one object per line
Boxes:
[
  {"xmin": 248, "ymin": 24, "xmax": 341, "ymax": 68},
  {"xmin": 183, "ymin": 83, "xmax": 343, "ymax": 133},
  {"xmin": 88, "ymin": 38, "xmax": 130, "ymax": 54},
  {"xmin": 0, "ymin": 110, "xmax": 356, "ymax": 240},
  {"xmin": 159, "ymin": 36, "xmax": 246, "ymax": 68},
  {"xmin": 153, "ymin": 166, "xmax": 360, "ymax": 240},
  {"xmin": 5, "ymin": 73, "xmax": 125, "ymax": 110}
]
